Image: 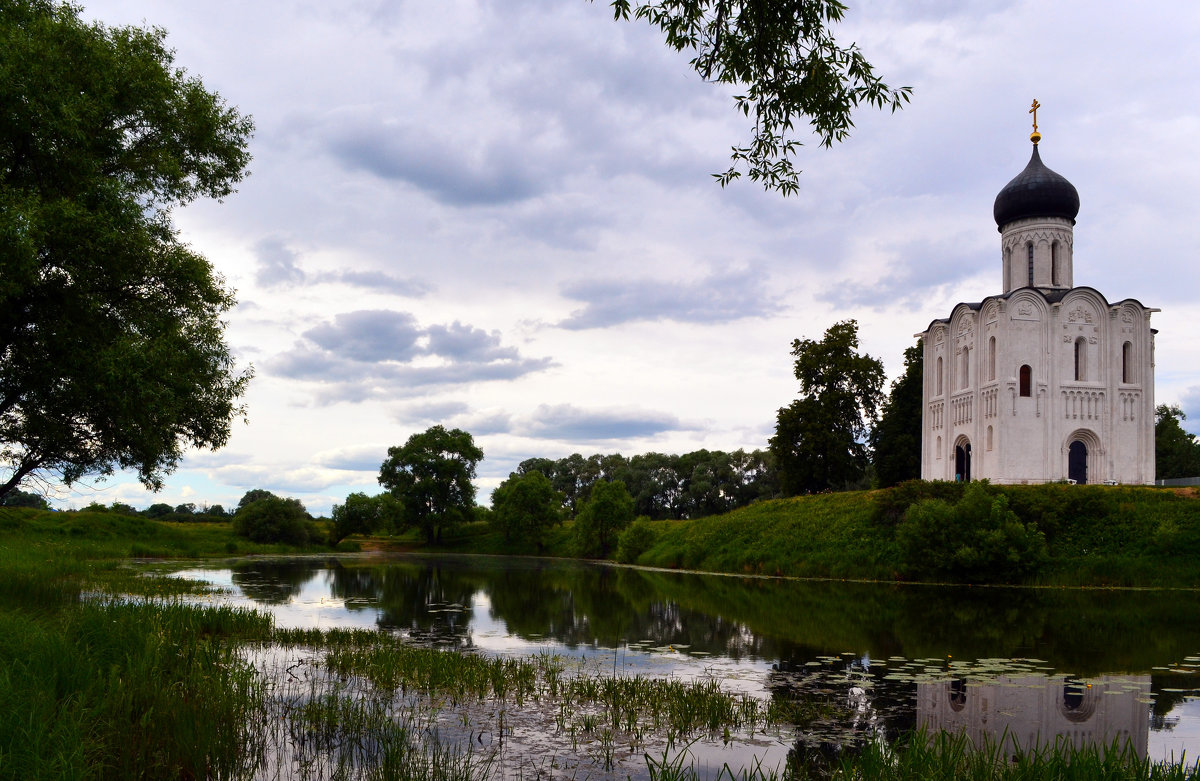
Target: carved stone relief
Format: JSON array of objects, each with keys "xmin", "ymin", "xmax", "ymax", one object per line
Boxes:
[{"xmin": 1067, "ymin": 305, "xmax": 1094, "ymax": 324}]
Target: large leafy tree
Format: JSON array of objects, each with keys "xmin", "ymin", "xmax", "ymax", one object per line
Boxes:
[
  {"xmin": 1156, "ymin": 405, "xmax": 1200, "ymax": 481},
  {"xmin": 0, "ymin": 1, "xmax": 253, "ymax": 501},
  {"xmin": 769, "ymin": 320, "xmax": 884, "ymax": 495},
  {"xmin": 379, "ymin": 426, "xmax": 484, "ymax": 545},
  {"xmin": 871, "ymin": 339, "xmax": 923, "ymax": 488},
  {"xmin": 604, "ymin": 0, "xmax": 911, "ymax": 194},
  {"xmin": 490, "ymin": 471, "xmax": 563, "ymax": 549},
  {"xmin": 574, "ymin": 479, "xmax": 635, "ymax": 558}
]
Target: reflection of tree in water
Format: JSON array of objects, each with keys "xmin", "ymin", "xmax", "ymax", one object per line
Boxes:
[
  {"xmin": 325, "ymin": 560, "xmax": 482, "ymax": 645},
  {"xmin": 231, "ymin": 559, "xmax": 325, "ymax": 604},
  {"xmin": 482, "ymin": 563, "xmax": 773, "ymax": 656}
]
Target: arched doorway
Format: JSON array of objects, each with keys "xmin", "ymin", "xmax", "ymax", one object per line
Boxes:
[
  {"xmin": 1068, "ymin": 440, "xmax": 1088, "ymax": 484},
  {"xmin": 955, "ymin": 440, "xmax": 972, "ymax": 482}
]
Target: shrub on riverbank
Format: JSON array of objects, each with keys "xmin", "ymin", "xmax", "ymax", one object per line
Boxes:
[{"xmin": 896, "ymin": 483, "xmax": 1048, "ymax": 583}]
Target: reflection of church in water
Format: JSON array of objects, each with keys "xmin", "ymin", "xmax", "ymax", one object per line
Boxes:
[
  {"xmin": 919, "ymin": 675, "xmax": 1151, "ymax": 757},
  {"xmin": 919, "ymin": 102, "xmax": 1157, "ymax": 484}
]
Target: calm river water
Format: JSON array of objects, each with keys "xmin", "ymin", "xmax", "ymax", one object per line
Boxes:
[{"xmin": 166, "ymin": 554, "xmax": 1200, "ymax": 773}]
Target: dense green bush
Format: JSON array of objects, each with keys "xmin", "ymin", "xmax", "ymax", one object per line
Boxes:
[
  {"xmin": 329, "ymin": 493, "xmax": 401, "ymax": 545},
  {"xmin": 896, "ymin": 482, "xmax": 1047, "ymax": 582},
  {"xmin": 615, "ymin": 517, "xmax": 657, "ymax": 563},
  {"xmin": 232, "ymin": 496, "xmax": 310, "ymax": 545},
  {"xmin": 872, "ymin": 479, "xmax": 966, "ymax": 526}
]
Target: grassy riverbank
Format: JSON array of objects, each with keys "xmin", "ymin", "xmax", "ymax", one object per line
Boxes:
[
  {"xmin": 418, "ymin": 482, "xmax": 1200, "ymax": 589},
  {"xmin": 4, "ymin": 503, "xmax": 1200, "ymax": 778}
]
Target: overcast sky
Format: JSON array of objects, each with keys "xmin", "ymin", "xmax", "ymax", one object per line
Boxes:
[{"xmin": 64, "ymin": 0, "xmax": 1200, "ymax": 514}]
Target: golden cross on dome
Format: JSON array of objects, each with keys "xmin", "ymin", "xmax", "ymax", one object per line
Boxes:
[{"xmin": 1029, "ymin": 98, "xmax": 1042, "ymax": 144}]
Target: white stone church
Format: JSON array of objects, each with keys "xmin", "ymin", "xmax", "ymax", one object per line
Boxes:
[{"xmin": 918, "ymin": 120, "xmax": 1157, "ymax": 485}]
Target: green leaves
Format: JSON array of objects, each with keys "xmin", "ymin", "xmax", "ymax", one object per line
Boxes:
[
  {"xmin": 871, "ymin": 339, "xmax": 923, "ymax": 488},
  {"xmin": 378, "ymin": 426, "xmax": 484, "ymax": 545},
  {"xmin": 896, "ymin": 483, "xmax": 1048, "ymax": 583},
  {"xmin": 490, "ymin": 471, "xmax": 563, "ymax": 548},
  {"xmin": 0, "ymin": 1, "xmax": 253, "ymax": 499},
  {"xmin": 574, "ymin": 479, "xmax": 635, "ymax": 558},
  {"xmin": 1156, "ymin": 404, "xmax": 1200, "ymax": 481},
  {"xmin": 601, "ymin": 0, "xmax": 911, "ymax": 194},
  {"xmin": 770, "ymin": 319, "xmax": 884, "ymax": 494}
]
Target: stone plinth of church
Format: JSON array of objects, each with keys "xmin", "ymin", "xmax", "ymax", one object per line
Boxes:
[{"xmin": 918, "ymin": 130, "xmax": 1157, "ymax": 485}]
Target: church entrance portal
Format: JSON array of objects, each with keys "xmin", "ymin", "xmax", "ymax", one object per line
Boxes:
[
  {"xmin": 955, "ymin": 441, "xmax": 972, "ymax": 482},
  {"xmin": 1069, "ymin": 440, "xmax": 1088, "ymax": 484}
]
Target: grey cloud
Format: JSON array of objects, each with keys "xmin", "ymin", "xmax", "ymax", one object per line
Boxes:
[
  {"xmin": 819, "ymin": 234, "xmax": 990, "ymax": 310},
  {"xmin": 557, "ymin": 268, "xmax": 784, "ymax": 330},
  {"xmin": 269, "ymin": 310, "xmax": 554, "ymax": 404},
  {"xmin": 399, "ymin": 399, "xmax": 472, "ymax": 421},
  {"xmin": 303, "ymin": 310, "xmax": 424, "ymax": 363},
  {"xmin": 520, "ymin": 404, "xmax": 689, "ymax": 441},
  {"xmin": 313, "ymin": 445, "xmax": 388, "ymax": 473},
  {"xmin": 467, "ymin": 412, "xmax": 513, "ymax": 436},
  {"xmin": 255, "ymin": 237, "xmax": 306, "ymax": 287},
  {"xmin": 322, "ymin": 270, "xmax": 430, "ymax": 297},
  {"xmin": 253, "ymin": 239, "xmax": 429, "ymax": 297},
  {"xmin": 328, "ymin": 124, "xmax": 542, "ymax": 206},
  {"xmin": 426, "ymin": 322, "xmax": 518, "ymax": 362}
]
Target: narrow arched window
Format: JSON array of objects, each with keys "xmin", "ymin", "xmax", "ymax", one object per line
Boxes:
[
  {"xmin": 1074, "ymin": 337, "xmax": 1087, "ymax": 381},
  {"xmin": 1027, "ymin": 243, "xmax": 1035, "ymax": 287},
  {"xmin": 1122, "ymin": 341, "xmax": 1133, "ymax": 383},
  {"xmin": 936, "ymin": 356, "xmax": 943, "ymax": 396},
  {"xmin": 1019, "ymin": 365, "xmax": 1032, "ymax": 397},
  {"xmin": 936, "ymin": 435, "xmax": 943, "ymax": 459},
  {"xmin": 1051, "ymin": 241, "xmax": 1060, "ymax": 286},
  {"xmin": 988, "ymin": 336, "xmax": 996, "ymax": 381},
  {"xmin": 987, "ymin": 425, "xmax": 994, "ymax": 451},
  {"xmin": 961, "ymin": 348, "xmax": 969, "ymax": 389}
]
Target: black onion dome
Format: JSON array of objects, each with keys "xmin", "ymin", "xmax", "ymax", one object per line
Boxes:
[{"xmin": 993, "ymin": 144, "xmax": 1080, "ymax": 228}]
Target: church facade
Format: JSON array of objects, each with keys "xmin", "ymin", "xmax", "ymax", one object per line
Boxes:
[{"xmin": 918, "ymin": 124, "xmax": 1157, "ymax": 485}]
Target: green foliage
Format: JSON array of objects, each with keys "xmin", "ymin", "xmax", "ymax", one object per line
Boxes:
[
  {"xmin": 871, "ymin": 339, "xmax": 923, "ymax": 488},
  {"xmin": 575, "ymin": 480, "xmax": 635, "ymax": 558},
  {"xmin": 329, "ymin": 492, "xmax": 403, "ymax": 545},
  {"xmin": 896, "ymin": 482, "xmax": 1048, "ymax": 583},
  {"xmin": 603, "ymin": 0, "xmax": 911, "ymax": 194},
  {"xmin": 379, "ymin": 425, "xmax": 484, "ymax": 545},
  {"xmin": 520, "ymin": 448, "xmax": 777, "ymax": 520},
  {"xmin": 0, "ymin": 489, "xmax": 48, "ymax": 509},
  {"xmin": 871, "ymin": 479, "xmax": 966, "ymax": 526},
  {"xmin": 144, "ymin": 502, "xmax": 174, "ymax": 518},
  {"xmin": 236, "ymin": 488, "xmax": 278, "ymax": 511},
  {"xmin": 770, "ymin": 320, "xmax": 885, "ymax": 495},
  {"xmin": 1157, "ymin": 404, "xmax": 1200, "ymax": 480},
  {"xmin": 232, "ymin": 496, "xmax": 311, "ymax": 545},
  {"xmin": 0, "ymin": 0, "xmax": 253, "ymax": 501},
  {"xmin": 615, "ymin": 516, "xmax": 657, "ymax": 563},
  {"xmin": 490, "ymin": 471, "xmax": 563, "ymax": 549}
]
